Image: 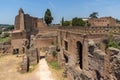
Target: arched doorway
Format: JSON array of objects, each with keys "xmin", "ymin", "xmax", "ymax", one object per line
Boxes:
[{"xmin": 76, "ymin": 41, "xmax": 83, "ymax": 69}]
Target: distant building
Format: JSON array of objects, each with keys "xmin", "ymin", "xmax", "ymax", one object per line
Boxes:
[{"xmin": 88, "ymin": 17, "xmax": 117, "ymax": 27}]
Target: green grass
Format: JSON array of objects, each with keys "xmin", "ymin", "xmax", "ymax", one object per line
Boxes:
[
  {"xmin": 29, "ymin": 63, "xmax": 38, "ymax": 72},
  {"xmin": 0, "ymin": 37, "xmax": 10, "ymax": 42},
  {"xmin": 48, "ymin": 61, "xmax": 61, "ymax": 70}
]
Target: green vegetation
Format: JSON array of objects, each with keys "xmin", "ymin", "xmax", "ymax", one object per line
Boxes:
[
  {"xmin": 48, "ymin": 61, "xmax": 61, "ymax": 70},
  {"xmin": 0, "ymin": 37, "xmax": 10, "ymax": 42},
  {"xmin": 106, "ymin": 33, "xmax": 120, "ymax": 49},
  {"xmin": 62, "ymin": 20, "xmax": 70, "ymax": 26},
  {"xmin": 106, "ymin": 41, "xmax": 120, "ymax": 49},
  {"xmin": 44, "ymin": 9, "xmax": 53, "ymax": 26},
  {"xmin": 0, "ymin": 32, "xmax": 10, "ymax": 43},
  {"xmin": 116, "ymin": 19, "xmax": 120, "ymax": 24},
  {"xmin": 29, "ymin": 64, "xmax": 38, "ymax": 72},
  {"xmin": 72, "ymin": 17, "xmax": 85, "ymax": 26},
  {"xmin": 61, "ymin": 17, "xmax": 64, "ymax": 26},
  {"xmin": 52, "ymin": 50, "xmax": 57, "ymax": 57},
  {"xmin": 6, "ymin": 25, "xmax": 14, "ymax": 31},
  {"xmin": 3, "ymin": 33, "xmax": 9, "ymax": 38},
  {"xmin": 51, "ymin": 41, "xmax": 55, "ymax": 45},
  {"xmin": 89, "ymin": 12, "xmax": 98, "ymax": 18},
  {"xmin": 0, "ymin": 30, "xmax": 2, "ymax": 34}
]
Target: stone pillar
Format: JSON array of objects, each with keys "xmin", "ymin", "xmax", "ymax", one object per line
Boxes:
[
  {"xmin": 82, "ymin": 39, "xmax": 88, "ymax": 70},
  {"xmin": 19, "ymin": 8, "xmax": 25, "ymax": 31}
]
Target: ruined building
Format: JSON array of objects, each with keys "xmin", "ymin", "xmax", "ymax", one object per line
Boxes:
[
  {"xmin": 88, "ymin": 17, "xmax": 117, "ymax": 27},
  {"xmin": 57, "ymin": 27, "xmax": 120, "ymax": 80},
  {"xmin": 11, "ymin": 8, "xmax": 46, "ymax": 54}
]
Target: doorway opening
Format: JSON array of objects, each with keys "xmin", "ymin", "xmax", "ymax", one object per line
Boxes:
[
  {"xmin": 64, "ymin": 54, "xmax": 68, "ymax": 63},
  {"xmin": 13, "ymin": 48, "xmax": 19, "ymax": 54},
  {"xmin": 76, "ymin": 41, "xmax": 83, "ymax": 69},
  {"xmin": 22, "ymin": 47, "xmax": 25, "ymax": 53}
]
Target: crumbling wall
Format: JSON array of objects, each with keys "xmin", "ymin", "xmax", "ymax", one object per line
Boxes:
[
  {"xmin": 106, "ymin": 47, "xmax": 120, "ymax": 80},
  {"xmin": 20, "ymin": 56, "xmax": 29, "ymax": 73},
  {"xmin": 88, "ymin": 49, "xmax": 106, "ymax": 80},
  {"xmin": 27, "ymin": 48, "xmax": 39, "ymax": 65}
]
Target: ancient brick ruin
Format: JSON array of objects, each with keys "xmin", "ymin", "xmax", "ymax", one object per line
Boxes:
[
  {"xmin": 57, "ymin": 27, "xmax": 120, "ymax": 80},
  {"xmin": 9, "ymin": 8, "xmax": 120, "ymax": 79},
  {"xmin": 88, "ymin": 17, "xmax": 118, "ymax": 27},
  {"xmin": 11, "ymin": 8, "xmax": 57, "ymax": 72},
  {"xmin": 11, "ymin": 8, "xmax": 46, "ymax": 54}
]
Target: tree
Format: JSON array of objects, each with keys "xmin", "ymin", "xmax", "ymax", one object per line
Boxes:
[
  {"xmin": 72, "ymin": 17, "xmax": 85, "ymax": 26},
  {"xmin": 6, "ymin": 25, "xmax": 14, "ymax": 31},
  {"xmin": 63, "ymin": 21, "xmax": 70, "ymax": 26},
  {"xmin": 61, "ymin": 17, "xmax": 64, "ymax": 26},
  {"xmin": 89, "ymin": 12, "xmax": 98, "ymax": 18},
  {"xmin": 116, "ymin": 19, "xmax": 120, "ymax": 23},
  {"xmin": 44, "ymin": 9, "xmax": 53, "ymax": 26}
]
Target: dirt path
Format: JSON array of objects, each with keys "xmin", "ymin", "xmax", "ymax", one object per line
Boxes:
[
  {"xmin": 36, "ymin": 58, "xmax": 55, "ymax": 80},
  {"xmin": 0, "ymin": 55, "xmax": 55, "ymax": 80}
]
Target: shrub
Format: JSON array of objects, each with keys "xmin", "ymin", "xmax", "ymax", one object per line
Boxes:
[
  {"xmin": 0, "ymin": 30, "xmax": 2, "ymax": 34},
  {"xmin": 4, "ymin": 33, "xmax": 9, "ymax": 38},
  {"xmin": 105, "ymin": 33, "xmax": 120, "ymax": 49},
  {"xmin": 52, "ymin": 51, "xmax": 57, "ymax": 57}
]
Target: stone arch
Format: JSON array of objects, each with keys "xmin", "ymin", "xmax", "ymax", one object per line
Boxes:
[{"xmin": 76, "ymin": 41, "xmax": 83, "ymax": 69}]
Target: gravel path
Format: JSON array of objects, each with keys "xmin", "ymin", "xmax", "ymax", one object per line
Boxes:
[{"xmin": 36, "ymin": 58, "xmax": 55, "ymax": 80}]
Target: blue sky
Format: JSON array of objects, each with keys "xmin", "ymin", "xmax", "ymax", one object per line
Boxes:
[{"xmin": 0, "ymin": 0, "xmax": 120, "ymax": 24}]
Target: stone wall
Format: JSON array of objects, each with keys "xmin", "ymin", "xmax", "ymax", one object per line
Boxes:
[
  {"xmin": 14, "ymin": 15, "xmax": 20, "ymax": 30},
  {"xmin": 37, "ymin": 18, "xmax": 46, "ymax": 28},
  {"xmin": 20, "ymin": 48, "xmax": 39, "ymax": 73},
  {"xmin": 88, "ymin": 49, "xmax": 106, "ymax": 80},
  {"xmin": 14, "ymin": 8, "xmax": 46, "ymax": 35},
  {"xmin": 20, "ymin": 56, "xmax": 29, "ymax": 73},
  {"xmin": 106, "ymin": 47, "xmax": 120, "ymax": 80},
  {"xmin": 0, "ymin": 42, "xmax": 11, "ymax": 54},
  {"xmin": 27, "ymin": 48, "xmax": 39, "ymax": 65},
  {"xmin": 11, "ymin": 39, "xmax": 28, "ymax": 54},
  {"xmin": 57, "ymin": 29, "xmax": 120, "ymax": 80},
  {"xmin": 35, "ymin": 31, "xmax": 57, "ymax": 52},
  {"xmin": 11, "ymin": 30, "xmax": 26, "ymax": 39}
]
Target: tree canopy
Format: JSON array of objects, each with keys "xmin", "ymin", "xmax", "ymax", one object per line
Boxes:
[
  {"xmin": 44, "ymin": 9, "xmax": 53, "ymax": 26},
  {"xmin": 89, "ymin": 12, "xmax": 98, "ymax": 18},
  {"xmin": 62, "ymin": 21, "xmax": 70, "ymax": 26},
  {"xmin": 72, "ymin": 17, "xmax": 85, "ymax": 26},
  {"xmin": 6, "ymin": 25, "xmax": 14, "ymax": 31}
]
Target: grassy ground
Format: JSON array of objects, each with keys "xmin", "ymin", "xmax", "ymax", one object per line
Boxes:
[
  {"xmin": 47, "ymin": 60, "xmax": 68, "ymax": 80},
  {"xmin": 29, "ymin": 63, "xmax": 38, "ymax": 72},
  {"xmin": 0, "ymin": 37, "xmax": 10, "ymax": 42},
  {"xmin": 48, "ymin": 61, "xmax": 61, "ymax": 70}
]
